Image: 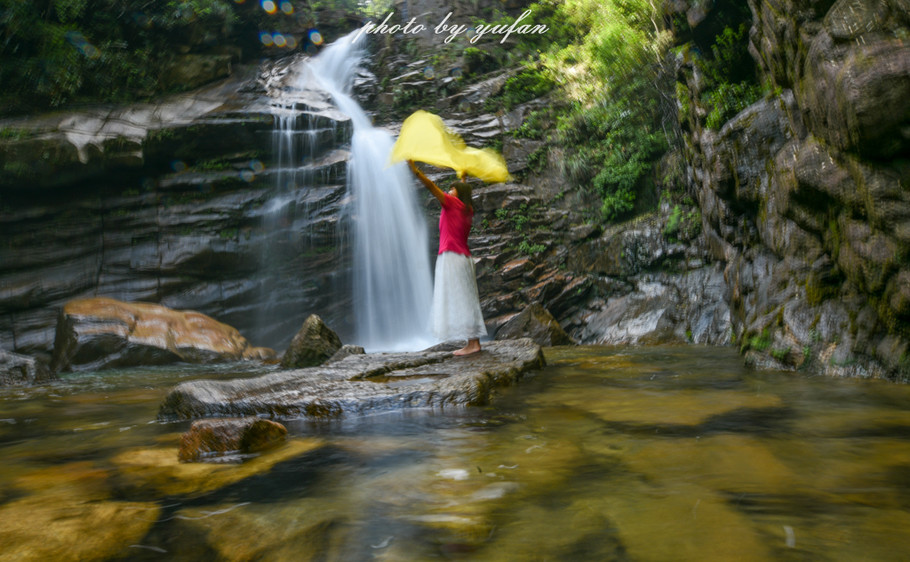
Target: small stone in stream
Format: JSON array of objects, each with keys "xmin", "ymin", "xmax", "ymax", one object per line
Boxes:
[
  {"xmin": 0, "ymin": 349, "xmax": 55, "ymax": 386},
  {"xmin": 326, "ymin": 344, "xmax": 365, "ymax": 364},
  {"xmin": 281, "ymin": 314, "xmax": 343, "ymax": 368},
  {"xmin": 494, "ymin": 303, "xmax": 574, "ymax": 346},
  {"xmin": 178, "ymin": 418, "xmax": 287, "ymax": 463}
]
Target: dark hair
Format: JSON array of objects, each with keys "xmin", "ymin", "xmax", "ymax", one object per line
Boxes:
[{"xmin": 451, "ymin": 180, "xmax": 473, "ymax": 210}]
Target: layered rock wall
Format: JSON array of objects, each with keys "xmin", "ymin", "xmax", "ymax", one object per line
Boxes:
[
  {"xmin": 1, "ymin": 62, "xmax": 356, "ymax": 357},
  {"xmin": 678, "ymin": 0, "xmax": 910, "ymax": 377}
]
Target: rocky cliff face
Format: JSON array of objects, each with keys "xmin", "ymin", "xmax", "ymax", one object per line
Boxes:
[
  {"xmin": 677, "ymin": 0, "xmax": 910, "ymax": 378},
  {"xmin": 2, "ymin": 0, "xmax": 906, "ymax": 382},
  {"xmin": 0, "ymin": 59, "xmax": 358, "ymax": 357}
]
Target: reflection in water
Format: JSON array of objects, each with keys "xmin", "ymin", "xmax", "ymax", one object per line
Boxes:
[{"xmin": 1, "ymin": 347, "xmax": 910, "ymax": 560}]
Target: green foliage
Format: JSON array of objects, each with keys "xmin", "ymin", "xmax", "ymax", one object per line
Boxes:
[
  {"xmin": 0, "ymin": 0, "xmax": 339, "ymax": 112},
  {"xmin": 558, "ymin": 81, "xmax": 668, "ymax": 222},
  {"xmin": 512, "ymin": 108, "xmax": 550, "ymax": 140},
  {"xmin": 516, "ymin": 0, "xmax": 673, "ymax": 224},
  {"xmin": 0, "ymin": 0, "xmax": 238, "ymax": 110},
  {"xmin": 663, "ymin": 202, "xmax": 701, "ymax": 242},
  {"xmin": 675, "ymin": 82, "xmax": 691, "ymax": 125},
  {"xmin": 693, "ymin": 24, "xmax": 761, "ymax": 130},
  {"xmin": 486, "ymin": 66, "xmax": 555, "ymax": 111},
  {"xmin": 527, "ymin": 146, "xmax": 547, "ymax": 173},
  {"xmin": 665, "ymin": 205, "xmax": 683, "ymax": 237},
  {"xmin": 704, "ymin": 81, "xmax": 761, "ymax": 130},
  {"xmin": 0, "ymin": 127, "xmax": 28, "ymax": 140},
  {"xmin": 748, "ymin": 329, "xmax": 771, "ymax": 352},
  {"xmin": 195, "ymin": 157, "xmax": 232, "ymax": 171},
  {"xmin": 493, "ymin": 203, "xmax": 547, "ymax": 256},
  {"xmin": 518, "ymin": 239, "xmax": 547, "ymax": 255},
  {"xmin": 703, "ymin": 24, "xmax": 752, "ymax": 84},
  {"xmin": 771, "ymin": 347, "xmax": 791, "ymax": 362},
  {"xmin": 499, "ymin": 202, "xmax": 535, "ymax": 232},
  {"xmin": 462, "ymin": 46, "xmax": 499, "ymax": 77}
]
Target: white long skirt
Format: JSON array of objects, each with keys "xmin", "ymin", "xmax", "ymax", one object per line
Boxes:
[{"xmin": 431, "ymin": 252, "xmax": 488, "ymax": 342}]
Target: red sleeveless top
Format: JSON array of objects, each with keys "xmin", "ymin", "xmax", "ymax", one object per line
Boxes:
[{"xmin": 438, "ymin": 193, "xmax": 472, "ymax": 256}]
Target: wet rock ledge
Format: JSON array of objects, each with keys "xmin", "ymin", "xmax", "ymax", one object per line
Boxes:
[{"xmin": 158, "ymin": 338, "xmax": 544, "ymax": 421}]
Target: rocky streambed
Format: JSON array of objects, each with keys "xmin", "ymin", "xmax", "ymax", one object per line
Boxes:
[{"xmin": 3, "ymin": 346, "xmax": 910, "ymax": 560}]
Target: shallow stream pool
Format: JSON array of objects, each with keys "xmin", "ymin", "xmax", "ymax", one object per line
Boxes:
[{"xmin": 1, "ymin": 346, "xmax": 909, "ymax": 560}]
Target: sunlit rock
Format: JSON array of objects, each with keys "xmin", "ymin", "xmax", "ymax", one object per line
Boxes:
[
  {"xmin": 51, "ymin": 297, "xmax": 275, "ymax": 372},
  {"xmin": 111, "ymin": 438, "xmax": 323, "ymax": 498},
  {"xmin": 532, "ymin": 385, "xmax": 782, "ymax": 427},
  {"xmin": 0, "ymin": 496, "xmax": 161, "ymax": 562},
  {"xmin": 597, "ymin": 483, "xmax": 772, "ymax": 561},
  {"xmin": 0, "ymin": 461, "xmax": 159, "ymax": 562},
  {"xmin": 625, "ymin": 434, "xmax": 805, "ymax": 495}
]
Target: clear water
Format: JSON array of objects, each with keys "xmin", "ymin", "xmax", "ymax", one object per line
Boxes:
[{"xmin": 2, "ymin": 346, "xmax": 909, "ymax": 560}]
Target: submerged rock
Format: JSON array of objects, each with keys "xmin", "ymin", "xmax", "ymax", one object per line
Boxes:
[
  {"xmin": 113, "ymin": 438, "xmax": 324, "ymax": 499},
  {"xmin": 178, "ymin": 418, "xmax": 288, "ymax": 463},
  {"xmin": 52, "ymin": 297, "xmax": 275, "ymax": 372},
  {"xmin": 281, "ymin": 314, "xmax": 343, "ymax": 368},
  {"xmin": 0, "ymin": 349, "xmax": 54, "ymax": 386},
  {"xmin": 0, "ymin": 460, "xmax": 160, "ymax": 562},
  {"xmin": 494, "ymin": 303, "xmax": 574, "ymax": 346},
  {"xmin": 159, "ymin": 338, "xmax": 545, "ymax": 421}
]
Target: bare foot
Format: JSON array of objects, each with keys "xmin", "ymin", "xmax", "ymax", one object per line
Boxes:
[{"xmin": 453, "ymin": 340, "xmax": 481, "ymax": 356}]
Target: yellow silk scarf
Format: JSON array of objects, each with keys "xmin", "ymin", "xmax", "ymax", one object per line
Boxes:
[{"xmin": 390, "ymin": 110, "xmax": 510, "ymax": 183}]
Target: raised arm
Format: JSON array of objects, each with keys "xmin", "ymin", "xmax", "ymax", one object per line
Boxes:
[{"xmin": 408, "ymin": 160, "xmax": 447, "ymax": 205}]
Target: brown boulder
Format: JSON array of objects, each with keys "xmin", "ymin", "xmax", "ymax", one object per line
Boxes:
[
  {"xmin": 178, "ymin": 418, "xmax": 288, "ymax": 463},
  {"xmin": 281, "ymin": 314, "xmax": 343, "ymax": 368},
  {"xmin": 494, "ymin": 303, "xmax": 574, "ymax": 346},
  {"xmin": 51, "ymin": 297, "xmax": 273, "ymax": 372}
]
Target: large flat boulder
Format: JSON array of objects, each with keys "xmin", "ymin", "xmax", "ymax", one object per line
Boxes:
[
  {"xmin": 158, "ymin": 339, "xmax": 544, "ymax": 421},
  {"xmin": 52, "ymin": 297, "xmax": 275, "ymax": 372}
]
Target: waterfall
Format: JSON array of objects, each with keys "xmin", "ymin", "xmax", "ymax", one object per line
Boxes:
[{"xmin": 301, "ymin": 31, "xmax": 435, "ymax": 351}]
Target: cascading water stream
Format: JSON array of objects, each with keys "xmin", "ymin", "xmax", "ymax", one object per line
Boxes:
[{"xmin": 301, "ymin": 30, "xmax": 435, "ymax": 351}]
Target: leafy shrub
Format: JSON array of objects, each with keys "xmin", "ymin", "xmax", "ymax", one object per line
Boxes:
[
  {"xmin": 704, "ymin": 81, "xmax": 761, "ymax": 130},
  {"xmin": 489, "ymin": 67, "xmax": 555, "ymax": 111},
  {"xmin": 462, "ymin": 46, "xmax": 499, "ymax": 77},
  {"xmin": 0, "ymin": 0, "xmax": 321, "ymax": 112},
  {"xmin": 558, "ymin": 79, "xmax": 668, "ymax": 222},
  {"xmin": 695, "ymin": 24, "xmax": 761, "ymax": 130},
  {"xmin": 664, "ymin": 205, "xmax": 683, "ymax": 237},
  {"xmin": 518, "ymin": 240, "xmax": 547, "ymax": 255}
]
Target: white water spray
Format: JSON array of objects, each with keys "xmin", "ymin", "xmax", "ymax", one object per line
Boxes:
[{"xmin": 304, "ymin": 31, "xmax": 434, "ymax": 351}]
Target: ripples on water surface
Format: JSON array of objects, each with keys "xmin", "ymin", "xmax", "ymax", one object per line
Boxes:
[{"xmin": 1, "ymin": 346, "xmax": 909, "ymax": 560}]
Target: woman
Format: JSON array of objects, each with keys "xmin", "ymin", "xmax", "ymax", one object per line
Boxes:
[{"xmin": 408, "ymin": 160, "xmax": 486, "ymax": 355}]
